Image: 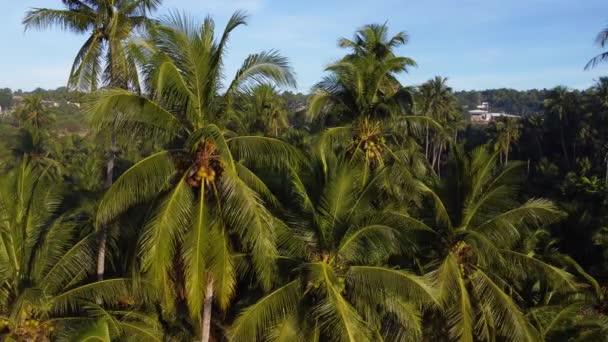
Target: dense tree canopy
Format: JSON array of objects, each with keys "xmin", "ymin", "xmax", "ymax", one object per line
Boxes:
[{"xmin": 1, "ymin": 4, "xmax": 608, "ymax": 341}]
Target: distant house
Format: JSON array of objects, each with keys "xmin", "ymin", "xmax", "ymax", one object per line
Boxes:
[
  {"xmin": 41, "ymin": 100, "xmax": 60, "ymax": 108},
  {"xmin": 469, "ymin": 102, "xmax": 519, "ymax": 123}
]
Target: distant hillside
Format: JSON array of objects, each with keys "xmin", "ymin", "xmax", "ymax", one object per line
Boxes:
[{"xmin": 454, "ymin": 88, "xmax": 550, "ymax": 116}]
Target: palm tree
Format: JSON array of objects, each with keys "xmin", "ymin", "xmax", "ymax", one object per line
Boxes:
[
  {"xmin": 23, "ymin": 0, "xmax": 162, "ymax": 281},
  {"xmin": 10, "ymin": 95, "xmax": 61, "ymax": 174},
  {"xmin": 417, "ymin": 76, "xmax": 457, "ymax": 161},
  {"xmin": 492, "ymin": 116, "xmax": 522, "ymax": 164},
  {"xmin": 236, "ymin": 84, "xmax": 290, "ymax": 137},
  {"xmin": 87, "ymin": 12, "xmax": 297, "ymax": 342},
  {"xmin": 15, "ymin": 95, "xmax": 56, "ymax": 135},
  {"xmin": 23, "ymin": 0, "xmax": 159, "ymax": 91},
  {"xmin": 308, "ymin": 23, "xmax": 416, "ymax": 124},
  {"xmin": 585, "ymin": 24, "xmax": 608, "ymax": 69},
  {"xmin": 338, "ymin": 22, "xmax": 413, "ymax": 62},
  {"xmin": 307, "ymin": 24, "xmax": 435, "ymax": 183},
  {"xmin": 411, "ymin": 146, "xmax": 577, "ymax": 341},
  {"xmin": 229, "ymin": 153, "xmax": 436, "ymax": 341},
  {"xmin": 524, "ymin": 114, "xmax": 545, "ymax": 159},
  {"xmin": 0, "ymin": 160, "xmax": 160, "ymax": 341},
  {"xmin": 545, "ymin": 86, "xmax": 576, "ymax": 168}
]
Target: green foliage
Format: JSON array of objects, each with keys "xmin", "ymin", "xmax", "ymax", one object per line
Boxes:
[{"xmin": 1, "ymin": 8, "xmax": 606, "ymax": 342}]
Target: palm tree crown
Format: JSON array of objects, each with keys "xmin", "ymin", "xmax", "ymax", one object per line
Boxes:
[
  {"xmin": 308, "ymin": 23, "xmax": 416, "ymax": 124},
  {"xmin": 586, "ymin": 24, "xmax": 608, "ymax": 69},
  {"xmin": 23, "ymin": 0, "xmax": 161, "ymax": 90},
  {"xmin": 230, "ymin": 152, "xmax": 436, "ymax": 341},
  {"xmin": 414, "ymin": 147, "xmax": 575, "ymax": 341}
]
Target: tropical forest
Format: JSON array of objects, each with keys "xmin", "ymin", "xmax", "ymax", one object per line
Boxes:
[{"xmin": 2, "ymin": 1, "xmax": 608, "ymax": 341}]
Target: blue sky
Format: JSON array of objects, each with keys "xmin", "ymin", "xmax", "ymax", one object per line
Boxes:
[{"xmin": 1, "ymin": 0, "xmax": 608, "ymax": 92}]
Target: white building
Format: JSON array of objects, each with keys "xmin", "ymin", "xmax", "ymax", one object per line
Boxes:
[{"xmin": 469, "ymin": 102, "xmax": 519, "ymax": 123}]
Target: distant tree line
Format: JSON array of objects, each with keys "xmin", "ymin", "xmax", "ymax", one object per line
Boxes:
[{"xmin": 454, "ymin": 88, "xmax": 551, "ymax": 116}]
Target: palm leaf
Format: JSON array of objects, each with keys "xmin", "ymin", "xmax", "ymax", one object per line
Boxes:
[
  {"xmin": 228, "ymin": 280, "xmax": 301, "ymax": 341},
  {"xmin": 96, "ymin": 150, "xmax": 181, "ymax": 226}
]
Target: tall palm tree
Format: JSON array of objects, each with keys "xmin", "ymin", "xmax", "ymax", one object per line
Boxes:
[
  {"xmin": 492, "ymin": 116, "xmax": 522, "ymax": 164},
  {"xmin": 524, "ymin": 114, "xmax": 545, "ymax": 159},
  {"xmin": 0, "ymin": 160, "xmax": 160, "ymax": 341},
  {"xmin": 307, "ymin": 24, "xmax": 435, "ymax": 183},
  {"xmin": 229, "ymin": 153, "xmax": 436, "ymax": 341},
  {"xmin": 417, "ymin": 76, "xmax": 457, "ymax": 161},
  {"xmin": 23, "ymin": 0, "xmax": 162, "ymax": 281},
  {"xmin": 545, "ymin": 86, "xmax": 576, "ymax": 168},
  {"xmin": 585, "ymin": 24, "xmax": 608, "ymax": 69},
  {"xmin": 411, "ymin": 146, "xmax": 577, "ymax": 341},
  {"xmin": 23, "ymin": 0, "xmax": 159, "ymax": 91},
  {"xmin": 308, "ymin": 23, "xmax": 416, "ymax": 124},
  {"xmin": 87, "ymin": 12, "xmax": 297, "ymax": 342}
]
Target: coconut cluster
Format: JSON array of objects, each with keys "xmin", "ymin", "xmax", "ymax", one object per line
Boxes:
[
  {"xmin": 10, "ymin": 319, "xmax": 52, "ymax": 341},
  {"xmin": 452, "ymin": 241, "xmax": 477, "ymax": 277},
  {"xmin": 362, "ymin": 137, "xmax": 386, "ymax": 160},
  {"xmin": 187, "ymin": 140, "xmax": 223, "ymax": 189},
  {"xmin": 348, "ymin": 118, "xmax": 387, "ymax": 168}
]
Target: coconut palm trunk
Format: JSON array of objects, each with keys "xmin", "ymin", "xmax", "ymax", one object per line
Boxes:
[
  {"xmin": 425, "ymin": 123, "xmax": 430, "ymax": 159},
  {"xmin": 505, "ymin": 132, "xmax": 510, "ymax": 164},
  {"xmin": 97, "ymin": 131, "xmax": 116, "ymax": 280},
  {"xmin": 201, "ymin": 275, "xmax": 214, "ymax": 342},
  {"xmin": 560, "ymin": 126, "xmax": 569, "ymax": 167}
]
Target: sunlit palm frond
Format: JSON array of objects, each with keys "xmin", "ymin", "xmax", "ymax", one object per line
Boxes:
[
  {"xmin": 220, "ymin": 172, "xmax": 278, "ymax": 290},
  {"xmin": 85, "ymin": 88, "xmax": 185, "ymax": 140},
  {"xmin": 227, "ymin": 50, "xmax": 296, "ymax": 97},
  {"xmin": 50, "ymin": 278, "xmax": 134, "ymax": 315},
  {"xmin": 308, "ymin": 262, "xmax": 371, "ymax": 342},
  {"xmin": 23, "ymin": 8, "xmax": 94, "ymax": 33},
  {"xmin": 227, "ymin": 135, "xmax": 303, "ymax": 171},
  {"xmin": 229, "ymin": 280, "xmax": 301, "ymax": 342},
  {"xmin": 139, "ymin": 177, "xmax": 194, "ymax": 306},
  {"xmin": 96, "ymin": 150, "xmax": 182, "ymax": 225}
]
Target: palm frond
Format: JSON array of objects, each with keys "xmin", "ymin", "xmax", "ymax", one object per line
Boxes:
[
  {"xmin": 500, "ymin": 249, "xmax": 578, "ymax": 292},
  {"xmin": 139, "ymin": 177, "xmax": 194, "ymax": 306},
  {"xmin": 50, "ymin": 279, "xmax": 133, "ymax": 315},
  {"xmin": 23, "ymin": 8, "xmax": 94, "ymax": 33},
  {"xmin": 96, "ymin": 150, "xmax": 181, "ymax": 226},
  {"xmin": 220, "ymin": 172, "xmax": 278, "ymax": 290},
  {"xmin": 474, "ymin": 199, "xmax": 563, "ymax": 247},
  {"xmin": 208, "ymin": 225, "xmax": 236, "ymax": 312},
  {"xmin": 227, "ymin": 135, "xmax": 303, "ymax": 171},
  {"xmin": 346, "ymin": 266, "xmax": 437, "ymax": 307},
  {"xmin": 182, "ymin": 189, "xmax": 210, "ymax": 320},
  {"xmin": 85, "ymin": 88, "xmax": 185, "ymax": 140},
  {"xmin": 226, "ymin": 50, "xmax": 296, "ymax": 96},
  {"xmin": 228, "ymin": 280, "xmax": 301, "ymax": 341},
  {"xmin": 472, "ymin": 268, "xmax": 539, "ymax": 341},
  {"xmin": 308, "ymin": 262, "xmax": 371, "ymax": 342}
]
